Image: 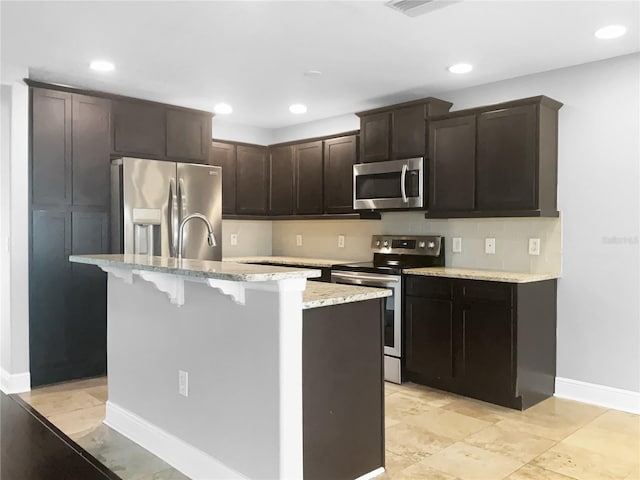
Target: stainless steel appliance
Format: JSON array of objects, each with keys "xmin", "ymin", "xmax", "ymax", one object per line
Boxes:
[
  {"xmin": 353, "ymin": 157, "xmax": 424, "ymax": 210},
  {"xmin": 111, "ymin": 157, "xmax": 222, "ymax": 261},
  {"xmin": 331, "ymin": 235, "xmax": 445, "ymax": 383}
]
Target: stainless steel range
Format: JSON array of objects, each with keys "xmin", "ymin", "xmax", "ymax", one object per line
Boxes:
[{"xmin": 331, "ymin": 235, "xmax": 445, "ymax": 384}]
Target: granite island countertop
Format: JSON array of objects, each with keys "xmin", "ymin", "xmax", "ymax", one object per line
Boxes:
[
  {"xmin": 224, "ymin": 256, "xmax": 357, "ymax": 268},
  {"xmin": 302, "ymin": 281, "xmax": 391, "ymax": 309},
  {"xmin": 404, "ymin": 267, "xmax": 560, "ymax": 283},
  {"xmin": 69, "ymin": 254, "xmax": 321, "ymax": 282}
]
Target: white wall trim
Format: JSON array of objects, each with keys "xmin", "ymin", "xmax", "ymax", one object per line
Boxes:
[
  {"xmin": 105, "ymin": 401, "xmax": 247, "ymax": 480},
  {"xmin": 555, "ymin": 377, "xmax": 640, "ymax": 414},
  {"xmin": 0, "ymin": 368, "xmax": 30, "ymax": 394},
  {"xmin": 355, "ymin": 467, "xmax": 385, "ymax": 480}
]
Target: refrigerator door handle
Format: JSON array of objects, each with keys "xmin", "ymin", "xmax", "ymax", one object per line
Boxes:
[
  {"xmin": 168, "ymin": 178, "xmax": 178, "ymax": 257},
  {"xmin": 178, "ymin": 177, "xmax": 187, "ymax": 219}
]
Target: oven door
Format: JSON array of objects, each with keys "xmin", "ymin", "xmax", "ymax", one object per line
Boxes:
[
  {"xmin": 353, "ymin": 157, "xmax": 424, "ymax": 210},
  {"xmin": 330, "ymin": 271, "xmax": 402, "ymax": 359}
]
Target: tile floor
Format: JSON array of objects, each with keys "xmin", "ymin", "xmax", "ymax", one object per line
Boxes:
[{"xmin": 19, "ymin": 377, "xmax": 640, "ymax": 480}]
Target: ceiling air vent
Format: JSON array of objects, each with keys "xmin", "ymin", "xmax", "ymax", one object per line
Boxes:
[{"xmin": 385, "ymin": 0, "xmax": 460, "ymax": 17}]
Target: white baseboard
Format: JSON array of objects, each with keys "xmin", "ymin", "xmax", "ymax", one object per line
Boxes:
[
  {"xmin": 105, "ymin": 401, "xmax": 247, "ymax": 480},
  {"xmin": 355, "ymin": 467, "xmax": 385, "ymax": 480},
  {"xmin": 0, "ymin": 369, "xmax": 30, "ymax": 394},
  {"xmin": 555, "ymin": 377, "xmax": 640, "ymax": 414}
]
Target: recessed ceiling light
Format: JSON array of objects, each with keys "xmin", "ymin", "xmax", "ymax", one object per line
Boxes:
[
  {"xmin": 595, "ymin": 25, "xmax": 626, "ymax": 39},
  {"xmin": 289, "ymin": 104, "xmax": 307, "ymax": 114},
  {"xmin": 89, "ymin": 60, "xmax": 115, "ymax": 72},
  {"xmin": 304, "ymin": 70, "xmax": 322, "ymax": 78},
  {"xmin": 214, "ymin": 103, "xmax": 233, "ymax": 115},
  {"xmin": 448, "ymin": 63, "xmax": 473, "ymax": 74}
]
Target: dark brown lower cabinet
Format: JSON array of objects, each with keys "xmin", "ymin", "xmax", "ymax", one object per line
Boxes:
[
  {"xmin": 30, "ymin": 210, "xmax": 108, "ymax": 387},
  {"xmin": 303, "ymin": 299, "xmax": 384, "ymax": 480},
  {"xmin": 404, "ymin": 275, "xmax": 557, "ymax": 410}
]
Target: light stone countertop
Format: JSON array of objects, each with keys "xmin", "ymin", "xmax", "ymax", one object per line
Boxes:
[
  {"xmin": 69, "ymin": 254, "xmax": 321, "ymax": 282},
  {"xmin": 224, "ymin": 256, "xmax": 357, "ymax": 268},
  {"xmin": 302, "ymin": 281, "xmax": 392, "ymax": 310},
  {"xmin": 404, "ymin": 267, "xmax": 559, "ymax": 283}
]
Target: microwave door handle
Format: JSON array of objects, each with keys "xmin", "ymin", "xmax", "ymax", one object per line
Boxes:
[{"xmin": 400, "ymin": 164, "xmax": 408, "ymax": 203}]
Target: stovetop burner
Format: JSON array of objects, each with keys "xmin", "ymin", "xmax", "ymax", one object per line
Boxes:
[{"xmin": 332, "ymin": 235, "xmax": 445, "ymax": 275}]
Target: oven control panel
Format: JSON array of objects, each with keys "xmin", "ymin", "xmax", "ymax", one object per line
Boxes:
[{"xmin": 371, "ymin": 235, "xmax": 443, "ymax": 256}]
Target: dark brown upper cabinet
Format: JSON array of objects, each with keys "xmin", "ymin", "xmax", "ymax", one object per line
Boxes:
[
  {"xmin": 31, "ymin": 88, "xmax": 72, "ymax": 207},
  {"xmin": 71, "ymin": 95, "xmax": 111, "ymax": 208},
  {"xmin": 476, "ymin": 104, "xmax": 538, "ymax": 211},
  {"xmin": 111, "ymin": 99, "xmax": 166, "ymax": 158},
  {"xmin": 428, "ymin": 115, "xmax": 476, "ymax": 212},
  {"xmin": 425, "ymin": 96, "xmax": 562, "ymax": 218},
  {"xmin": 166, "ymin": 108, "xmax": 211, "ymax": 163},
  {"xmin": 294, "ymin": 141, "xmax": 324, "ymax": 215},
  {"xmin": 236, "ymin": 145, "xmax": 269, "ymax": 215},
  {"xmin": 269, "ymin": 145, "xmax": 295, "ymax": 215},
  {"xmin": 324, "ymin": 135, "xmax": 357, "ymax": 214},
  {"xmin": 209, "ymin": 141, "xmax": 237, "ymax": 215},
  {"xmin": 356, "ymin": 98, "xmax": 453, "ymax": 163}
]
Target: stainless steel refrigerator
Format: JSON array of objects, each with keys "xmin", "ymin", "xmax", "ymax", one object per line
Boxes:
[{"xmin": 111, "ymin": 157, "xmax": 222, "ymax": 261}]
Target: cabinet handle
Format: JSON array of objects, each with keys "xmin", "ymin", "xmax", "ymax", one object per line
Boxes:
[{"xmin": 401, "ymin": 164, "xmax": 408, "ymax": 203}]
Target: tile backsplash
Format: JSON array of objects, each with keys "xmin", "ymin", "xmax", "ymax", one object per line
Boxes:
[{"xmin": 270, "ymin": 212, "xmax": 562, "ymax": 274}]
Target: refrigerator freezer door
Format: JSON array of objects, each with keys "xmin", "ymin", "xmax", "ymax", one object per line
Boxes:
[
  {"xmin": 121, "ymin": 158, "xmax": 177, "ymax": 257},
  {"xmin": 176, "ymin": 163, "xmax": 222, "ymax": 261}
]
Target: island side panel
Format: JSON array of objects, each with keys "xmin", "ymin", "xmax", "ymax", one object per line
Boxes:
[
  {"xmin": 105, "ymin": 273, "xmax": 304, "ymax": 480},
  {"xmin": 302, "ymin": 299, "xmax": 385, "ymax": 480}
]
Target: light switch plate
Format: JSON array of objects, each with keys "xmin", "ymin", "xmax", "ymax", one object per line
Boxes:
[
  {"xmin": 338, "ymin": 235, "xmax": 345, "ymax": 248},
  {"xmin": 178, "ymin": 370, "xmax": 189, "ymax": 397},
  {"xmin": 452, "ymin": 237, "xmax": 462, "ymax": 253},
  {"xmin": 296, "ymin": 234, "xmax": 303, "ymax": 247},
  {"xmin": 485, "ymin": 238, "xmax": 496, "ymax": 254},
  {"xmin": 230, "ymin": 234, "xmax": 238, "ymax": 246},
  {"xmin": 528, "ymin": 238, "xmax": 541, "ymax": 256}
]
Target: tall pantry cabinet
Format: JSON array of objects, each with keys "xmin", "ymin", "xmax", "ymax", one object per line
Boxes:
[{"xmin": 30, "ymin": 87, "xmax": 110, "ymax": 387}]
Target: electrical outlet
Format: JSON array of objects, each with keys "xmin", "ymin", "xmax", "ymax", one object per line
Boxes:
[
  {"xmin": 452, "ymin": 237, "xmax": 462, "ymax": 253},
  {"xmin": 338, "ymin": 235, "xmax": 345, "ymax": 248},
  {"xmin": 485, "ymin": 238, "xmax": 496, "ymax": 255},
  {"xmin": 528, "ymin": 238, "xmax": 541, "ymax": 256},
  {"xmin": 178, "ymin": 370, "xmax": 189, "ymax": 397},
  {"xmin": 296, "ymin": 234, "xmax": 303, "ymax": 247},
  {"xmin": 230, "ymin": 234, "xmax": 238, "ymax": 246}
]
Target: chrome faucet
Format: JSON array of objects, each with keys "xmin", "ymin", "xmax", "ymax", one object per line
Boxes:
[{"xmin": 177, "ymin": 213, "xmax": 216, "ymax": 260}]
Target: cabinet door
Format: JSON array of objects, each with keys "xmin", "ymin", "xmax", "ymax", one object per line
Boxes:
[
  {"xmin": 209, "ymin": 141, "xmax": 237, "ymax": 215},
  {"xmin": 72, "ymin": 95, "xmax": 111, "ymax": 208},
  {"xmin": 112, "ymin": 99, "xmax": 166, "ymax": 157},
  {"xmin": 428, "ymin": 115, "xmax": 476, "ymax": 211},
  {"xmin": 69, "ymin": 212, "xmax": 108, "ymax": 373},
  {"xmin": 31, "ymin": 88, "xmax": 71, "ymax": 206},
  {"xmin": 405, "ymin": 296, "xmax": 454, "ymax": 382},
  {"xmin": 269, "ymin": 145, "xmax": 295, "ymax": 215},
  {"xmin": 29, "ymin": 210, "xmax": 72, "ymax": 386},
  {"xmin": 392, "ymin": 104, "xmax": 426, "ymax": 159},
  {"xmin": 166, "ymin": 108, "xmax": 211, "ymax": 163},
  {"xmin": 295, "ymin": 141, "xmax": 324, "ymax": 214},
  {"xmin": 236, "ymin": 145, "xmax": 269, "ymax": 215},
  {"xmin": 477, "ymin": 104, "xmax": 537, "ymax": 210},
  {"xmin": 459, "ymin": 302, "xmax": 515, "ymax": 398},
  {"xmin": 360, "ymin": 112, "xmax": 390, "ymax": 163},
  {"xmin": 324, "ymin": 136, "xmax": 356, "ymax": 214}
]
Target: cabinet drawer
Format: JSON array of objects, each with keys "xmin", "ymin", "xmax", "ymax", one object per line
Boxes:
[
  {"xmin": 459, "ymin": 280, "xmax": 513, "ymax": 305},
  {"xmin": 405, "ymin": 275, "xmax": 452, "ymax": 299}
]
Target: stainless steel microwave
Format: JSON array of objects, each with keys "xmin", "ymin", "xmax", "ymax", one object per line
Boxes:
[{"xmin": 353, "ymin": 157, "xmax": 424, "ymax": 210}]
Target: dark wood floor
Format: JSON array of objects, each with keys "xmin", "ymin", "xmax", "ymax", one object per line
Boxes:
[{"xmin": 1, "ymin": 392, "xmax": 120, "ymax": 480}]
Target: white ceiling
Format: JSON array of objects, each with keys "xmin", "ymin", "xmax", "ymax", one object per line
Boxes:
[{"xmin": 2, "ymin": 1, "xmax": 639, "ymax": 128}]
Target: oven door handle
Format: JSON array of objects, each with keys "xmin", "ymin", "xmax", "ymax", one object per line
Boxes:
[
  {"xmin": 331, "ymin": 272, "xmax": 400, "ymax": 286},
  {"xmin": 400, "ymin": 164, "xmax": 408, "ymax": 203}
]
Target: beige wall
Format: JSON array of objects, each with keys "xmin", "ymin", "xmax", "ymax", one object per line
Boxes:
[
  {"xmin": 221, "ymin": 220, "xmax": 273, "ymax": 257},
  {"xmin": 270, "ymin": 213, "xmax": 561, "ymax": 274}
]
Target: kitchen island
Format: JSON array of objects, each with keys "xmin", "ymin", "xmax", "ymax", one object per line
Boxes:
[{"xmin": 69, "ymin": 254, "xmax": 390, "ymax": 480}]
